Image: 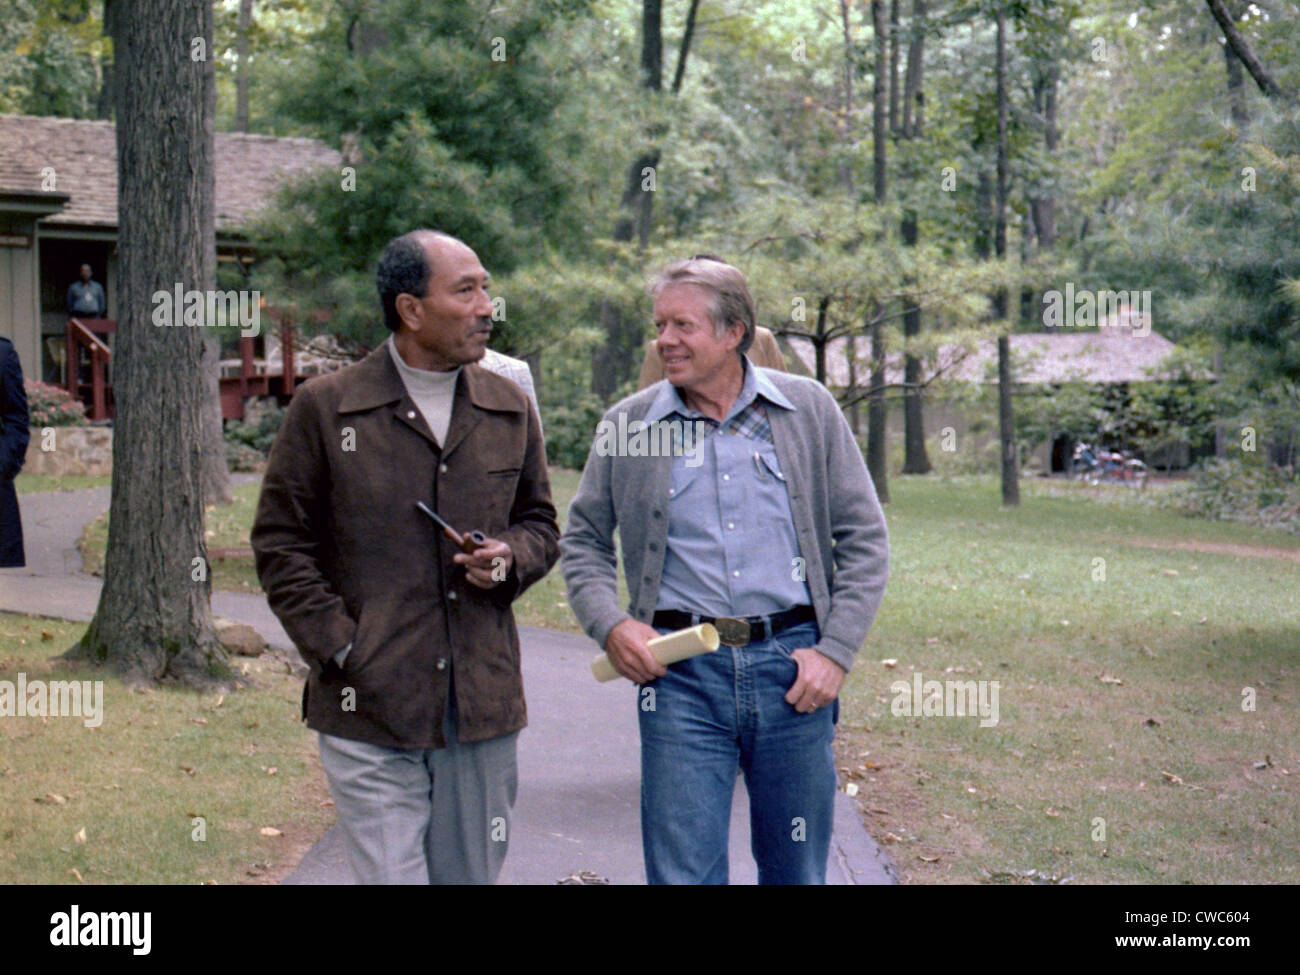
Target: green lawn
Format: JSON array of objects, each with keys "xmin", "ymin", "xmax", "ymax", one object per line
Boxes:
[
  {"xmin": 0, "ymin": 616, "xmax": 333, "ymax": 885},
  {"xmin": 840, "ymin": 474, "xmax": 1299, "ymax": 884}
]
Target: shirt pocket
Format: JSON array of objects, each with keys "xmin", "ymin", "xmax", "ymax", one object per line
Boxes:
[{"xmin": 752, "ymin": 449, "xmax": 787, "ymax": 485}]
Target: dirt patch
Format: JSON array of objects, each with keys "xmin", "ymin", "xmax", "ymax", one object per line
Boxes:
[
  {"xmin": 1123, "ymin": 537, "xmax": 1300, "ymax": 562},
  {"xmin": 243, "ymin": 740, "xmax": 335, "ymax": 886}
]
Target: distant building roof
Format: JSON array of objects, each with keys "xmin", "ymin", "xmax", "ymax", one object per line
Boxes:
[
  {"xmin": 785, "ymin": 309, "xmax": 1204, "ymax": 388},
  {"xmin": 0, "ymin": 114, "xmax": 339, "ymax": 231}
]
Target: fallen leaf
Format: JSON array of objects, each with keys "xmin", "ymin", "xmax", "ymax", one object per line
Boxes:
[
  {"xmin": 259, "ymin": 826, "xmax": 282, "ymax": 837},
  {"xmin": 178, "ymin": 765, "xmax": 196, "ymax": 776},
  {"xmin": 41, "ymin": 630, "xmax": 53, "ymax": 641},
  {"xmin": 882, "ymin": 831, "xmax": 903, "ymax": 844},
  {"xmin": 918, "ymin": 855, "xmax": 940, "ymax": 863},
  {"xmin": 40, "ymin": 792, "xmax": 67, "ymax": 805},
  {"xmin": 191, "ymin": 717, "xmax": 208, "ymax": 725},
  {"xmin": 1171, "ymin": 610, "xmax": 1182, "ymax": 617},
  {"xmin": 69, "ymin": 868, "xmax": 84, "ymax": 883},
  {"xmin": 1162, "ymin": 569, "xmax": 1179, "ymax": 576},
  {"xmin": 1098, "ymin": 673, "xmax": 1124, "ymax": 685},
  {"xmin": 1160, "ymin": 770, "xmax": 1184, "ymax": 785},
  {"xmin": 73, "ymin": 827, "xmax": 86, "ymax": 844},
  {"xmin": 880, "ymin": 658, "xmax": 898, "ymax": 668},
  {"xmin": 844, "ymin": 782, "xmax": 859, "ymax": 797},
  {"xmin": 1045, "ymin": 808, "xmax": 1060, "ymax": 818},
  {"xmin": 1143, "ymin": 717, "xmax": 1162, "ymax": 727}
]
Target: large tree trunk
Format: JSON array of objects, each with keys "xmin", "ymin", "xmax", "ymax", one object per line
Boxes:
[
  {"xmin": 235, "ymin": 0, "xmax": 254, "ymax": 132},
  {"xmin": 68, "ymin": 0, "xmax": 230, "ymax": 687},
  {"xmin": 994, "ymin": 9, "xmax": 1019, "ymax": 506}
]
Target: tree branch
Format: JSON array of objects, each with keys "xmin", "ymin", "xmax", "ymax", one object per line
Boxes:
[{"xmin": 1204, "ymin": 0, "xmax": 1289, "ymax": 101}]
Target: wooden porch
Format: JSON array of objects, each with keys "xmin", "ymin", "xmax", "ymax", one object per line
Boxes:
[{"xmin": 65, "ymin": 317, "xmax": 317, "ymax": 422}]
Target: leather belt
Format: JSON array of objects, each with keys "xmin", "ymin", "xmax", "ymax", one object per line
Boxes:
[{"xmin": 651, "ymin": 605, "xmax": 817, "ymax": 647}]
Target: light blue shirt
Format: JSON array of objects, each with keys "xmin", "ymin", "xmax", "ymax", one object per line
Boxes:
[{"xmin": 646, "ymin": 359, "xmax": 813, "ymax": 618}]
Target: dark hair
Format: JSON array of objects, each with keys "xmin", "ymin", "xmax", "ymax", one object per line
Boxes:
[{"xmin": 377, "ymin": 231, "xmax": 436, "ymax": 332}]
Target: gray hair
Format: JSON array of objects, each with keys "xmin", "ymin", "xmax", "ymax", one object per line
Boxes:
[{"xmin": 648, "ymin": 256, "xmax": 756, "ymax": 356}]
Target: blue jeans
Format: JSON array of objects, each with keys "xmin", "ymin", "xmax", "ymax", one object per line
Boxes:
[{"xmin": 638, "ymin": 619, "xmax": 837, "ymax": 885}]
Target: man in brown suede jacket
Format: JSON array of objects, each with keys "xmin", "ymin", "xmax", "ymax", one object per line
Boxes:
[{"xmin": 251, "ymin": 229, "xmax": 558, "ymax": 884}]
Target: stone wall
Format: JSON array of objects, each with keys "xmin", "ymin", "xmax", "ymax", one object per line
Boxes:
[{"xmin": 22, "ymin": 425, "xmax": 113, "ymax": 477}]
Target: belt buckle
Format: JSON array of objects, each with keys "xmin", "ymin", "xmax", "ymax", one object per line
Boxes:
[{"xmin": 714, "ymin": 617, "xmax": 751, "ymax": 647}]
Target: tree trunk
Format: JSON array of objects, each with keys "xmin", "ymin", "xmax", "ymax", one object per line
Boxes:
[
  {"xmin": 888, "ymin": 0, "xmax": 900, "ymax": 137},
  {"xmin": 592, "ymin": 0, "xmax": 666, "ymax": 400},
  {"xmin": 199, "ymin": 12, "xmax": 232, "ymax": 508},
  {"xmin": 900, "ymin": 210, "xmax": 929, "ymax": 473},
  {"xmin": 995, "ymin": 9, "xmax": 1019, "ymax": 506},
  {"xmin": 866, "ymin": 0, "xmax": 889, "ymax": 502},
  {"xmin": 837, "ymin": 0, "xmax": 856, "ymax": 193},
  {"xmin": 235, "ymin": 0, "xmax": 253, "ymax": 132},
  {"xmin": 1204, "ymin": 0, "xmax": 1289, "ymax": 101},
  {"xmin": 867, "ymin": 317, "xmax": 890, "ymax": 504},
  {"xmin": 68, "ymin": 0, "xmax": 231, "ymax": 687},
  {"xmin": 1221, "ymin": 7, "xmax": 1249, "ymax": 128},
  {"xmin": 899, "ymin": 0, "xmax": 929, "ymax": 475}
]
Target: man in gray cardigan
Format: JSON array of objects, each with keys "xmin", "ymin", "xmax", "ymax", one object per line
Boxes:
[{"xmin": 560, "ymin": 256, "xmax": 889, "ymax": 884}]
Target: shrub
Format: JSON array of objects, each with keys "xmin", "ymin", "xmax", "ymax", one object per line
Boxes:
[
  {"xmin": 1173, "ymin": 456, "xmax": 1300, "ymax": 533},
  {"xmin": 24, "ymin": 380, "xmax": 88, "ymax": 427},
  {"xmin": 225, "ymin": 441, "xmax": 266, "ymax": 473},
  {"xmin": 223, "ymin": 399, "xmax": 286, "ymax": 457},
  {"xmin": 544, "ymin": 395, "xmax": 605, "ymax": 471}
]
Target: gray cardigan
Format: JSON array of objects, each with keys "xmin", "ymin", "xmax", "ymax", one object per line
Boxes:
[{"xmin": 560, "ymin": 369, "xmax": 889, "ymax": 673}]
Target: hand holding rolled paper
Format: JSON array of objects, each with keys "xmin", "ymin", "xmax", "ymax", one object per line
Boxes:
[{"xmin": 591, "ymin": 623, "xmax": 720, "ymax": 682}]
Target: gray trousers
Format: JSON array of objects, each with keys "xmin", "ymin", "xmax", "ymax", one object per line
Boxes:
[{"xmin": 318, "ymin": 694, "xmax": 519, "ymax": 885}]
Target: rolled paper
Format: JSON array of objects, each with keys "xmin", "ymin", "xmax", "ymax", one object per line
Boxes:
[{"xmin": 591, "ymin": 623, "xmax": 720, "ymax": 682}]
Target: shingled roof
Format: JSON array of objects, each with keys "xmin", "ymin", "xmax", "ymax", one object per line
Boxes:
[
  {"xmin": 0, "ymin": 114, "xmax": 340, "ymax": 230},
  {"xmin": 787, "ymin": 311, "xmax": 1201, "ymax": 388}
]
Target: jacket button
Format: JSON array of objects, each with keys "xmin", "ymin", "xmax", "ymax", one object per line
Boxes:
[
  {"xmin": 407, "ymin": 410, "xmax": 416, "ymax": 419},
  {"xmin": 435, "ymin": 658, "xmax": 447, "ymax": 670},
  {"xmin": 448, "ymin": 591, "xmax": 458, "ymax": 601},
  {"xmin": 648, "ymin": 543, "xmax": 659, "ymax": 552},
  {"xmin": 652, "ymin": 510, "xmax": 663, "ymax": 519},
  {"xmin": 642, "ymin": 576, "xmax": 652, "ymax": 585},
  {"xmin": 440, "ymin": 463, "xmax": 448, "ymax": 473}
]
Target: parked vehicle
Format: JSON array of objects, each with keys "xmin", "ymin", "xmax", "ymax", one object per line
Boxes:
[{"xmin": 1072, "ymin": 441, "xmax": 1148, "ymax": 488}]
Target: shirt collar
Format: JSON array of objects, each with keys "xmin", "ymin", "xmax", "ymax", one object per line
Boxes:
[{"xmin": 644, "ymin": 354, "xmax": 795, "ymax": 423}]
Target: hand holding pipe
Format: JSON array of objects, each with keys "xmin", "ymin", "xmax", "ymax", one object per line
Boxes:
[{"xmin": 415, "ymin": 501, "xmax": 488, "ymax": 554}]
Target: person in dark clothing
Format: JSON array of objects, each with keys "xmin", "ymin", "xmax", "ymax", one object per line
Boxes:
[
  {"xmin": 0, "ymin": 335, "xmax": 30, "ymax": 568},
  {"xmin": 66, "ymin": 264, "xmax": 107, "ymax": 318}
]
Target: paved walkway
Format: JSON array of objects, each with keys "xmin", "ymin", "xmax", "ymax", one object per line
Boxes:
[{"xmin": 0, "ymin": 478, "xmax": 898, "ymax": 885}]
